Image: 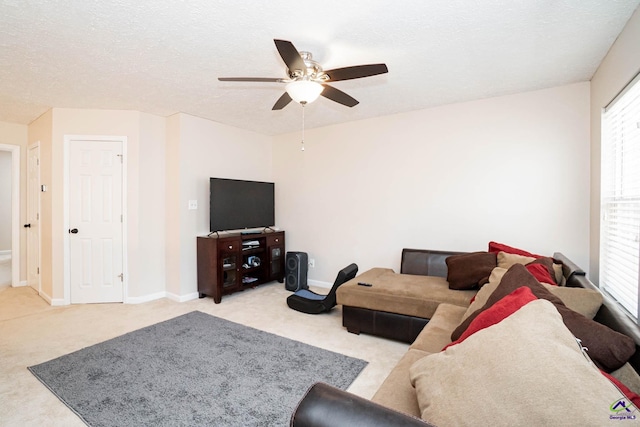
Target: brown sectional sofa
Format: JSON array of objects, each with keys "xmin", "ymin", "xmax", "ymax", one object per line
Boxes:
[{"xmin": 291, "ymin": 248, "xmax": 640, "ymax": 426}]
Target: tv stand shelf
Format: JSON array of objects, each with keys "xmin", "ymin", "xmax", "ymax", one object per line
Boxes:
[{"xmin": 197, "ymin": 230, "xmax": 285, "ymax": 303}]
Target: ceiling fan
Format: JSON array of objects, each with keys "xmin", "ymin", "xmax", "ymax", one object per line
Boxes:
[{"xmin": 218, "ymin": 39, "xmax": 388, "ymax": 110}]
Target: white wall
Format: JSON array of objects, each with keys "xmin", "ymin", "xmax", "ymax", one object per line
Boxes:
[
  {"xmin": 0, "ymin": 151, "xmax": 12, "ymax": 251},
  {"xmin": 19, "ymin": 83, "xmax": 593, "ymax": 300},
  {"xmin": 33, "ymin": 108, "xmax": 167, "ymax": 302},
  {"xmin": 273, "ymin": 83, "xmax": 591, "ymax": 284},
  {"xmin": 589, "ymin": 7, "xmax": 640, "ymax": 283},
  {"xmin": 131, "ymin": 112, "xmax": 167, "ymax": 299},
  {"xmin": 165, "ymin": 113, "xmax": 273, "ymax": 298}
]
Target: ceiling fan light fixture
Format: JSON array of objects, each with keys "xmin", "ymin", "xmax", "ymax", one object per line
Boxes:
[{"xmin": 286, "ymin": 80, "xmax": 323, "ymax": 104}]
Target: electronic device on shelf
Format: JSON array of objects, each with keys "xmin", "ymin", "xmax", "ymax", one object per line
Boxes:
[{"xmin": 242, "ymin": 240, "xmax": 260, "ymax": 248}]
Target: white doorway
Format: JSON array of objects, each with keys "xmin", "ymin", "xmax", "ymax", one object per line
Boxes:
[
  {"xmin": 26, "ymin": 143, "xmax": 41, "ymax": 292},
  {"xmin": 0, "ymin": 143, "xmax": 20, "ymax": 289},
  {"xmin": 65, "ymin": 136, "xmax": 126, "ymax": 304}
]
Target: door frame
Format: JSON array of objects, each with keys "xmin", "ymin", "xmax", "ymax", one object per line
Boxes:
[
  {"xmin": 63, "ymin": 135, "xmax": 128, "ymax": 305},
  {"xmin": 26, "ymin": 142, "xmax": 41, "ymax": 293},
  {"xmin": 0, "ymin": 143, "xmax": 21, "ymax": 288}
]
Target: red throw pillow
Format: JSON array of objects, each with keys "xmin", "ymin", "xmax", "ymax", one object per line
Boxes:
[
  {"xmin": 488, "ymin": 241, "xmax": 541, "ymax": 258},
  {"xmin": 601, "ymin": 370, "xmax": 640, "ymax": 409},
  {"xmin": 526, "ymin": 263, "xmax": 557, "ymax": 285},
  {"xmin": 443, "ymin": 286, "xmax": 538, "ymax": 350},
  {"xmin": 525, "ymin": 257, "xmax": 558, "ymax": 285}
]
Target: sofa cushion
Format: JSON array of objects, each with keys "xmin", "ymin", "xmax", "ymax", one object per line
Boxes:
[
  {"xmin": 410, "ymin": 299, "xmax": 632, "ymax": 426},
  {"xmin": 445, "ymin": 252, "xmax": 496, "ymax": 290},
  {"xmin": 372, "ymin": 303, "xmax": 468, "ymax": 417},
  {"xmin": 410, "ymin": 304, "xmax": 468, "ymax": 353},
  {"xmin": 371, "ymin": 348, "xmax": 428, "ymax": 418},
  {"xmin": 337, "ymin": 269, "xmax": 475, "ymax": 320},
  {"xmin": 452, "ymin": 264, "xmax": 635, "ymax": 372}
]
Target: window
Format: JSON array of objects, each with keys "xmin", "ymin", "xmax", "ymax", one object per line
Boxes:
[{"xmin": 600, "ymin": 72, "xmax": 640, "ymax": 320}]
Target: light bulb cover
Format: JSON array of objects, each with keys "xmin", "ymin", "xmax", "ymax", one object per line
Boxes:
[{"xmin": 286, "ymin": 80, "xmax": 323, "ymax": 104}]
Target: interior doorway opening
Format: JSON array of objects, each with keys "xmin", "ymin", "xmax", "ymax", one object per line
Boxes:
[{"xmin": 0, "ymin": 143, "xmax": 21, "ymax": 289}]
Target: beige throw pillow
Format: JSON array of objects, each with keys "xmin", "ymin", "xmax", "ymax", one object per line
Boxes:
[
  {"xmin": 410, "ymin": 299, "xmax": 633, "ymax": 426},
  {"xmin": 496, "ymin": 251, "xmax": 535, "ymax": 269},
  {"xmin": 543, "ymin": 284, "xmax": 603, "ymax": 319},
  {"xmin": 553, "ymin": 262, "xmax": 565, "ymax": 284}
]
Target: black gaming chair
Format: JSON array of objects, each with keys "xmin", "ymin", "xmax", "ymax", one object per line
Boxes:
[{"xmin": 286, "ymin": 263, "xmax": 358, "ymax": 314}]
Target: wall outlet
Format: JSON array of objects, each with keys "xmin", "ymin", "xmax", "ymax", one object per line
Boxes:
[
  {"xmin": 309, "ymin": 259, "xmax": 315, "ymax": 268},
  {"xmin": 188, "ymin": 200, "xmax": 198, "ymax": 210}
]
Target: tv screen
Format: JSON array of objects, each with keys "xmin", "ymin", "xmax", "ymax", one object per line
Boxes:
[{"xmin": 210, "ymin": 178, "xmax": 275, "ymax": 232}]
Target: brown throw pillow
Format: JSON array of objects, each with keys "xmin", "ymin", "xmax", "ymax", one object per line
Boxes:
[
  {"xmin": 445, "ymin": 252, "xmax": 497, "ymax": 290},
  {"xmin": 451, "ymin": 263, "xmax": 635, "ymax": 372}
]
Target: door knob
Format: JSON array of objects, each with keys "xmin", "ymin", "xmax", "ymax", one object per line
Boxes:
[
  {"xmin": 69, "ymin": 228, "xmax": 79, "ymax": 234},
  {"xmin": 24, "ymin": 223, "xmax": 31, "ymax": 228}
]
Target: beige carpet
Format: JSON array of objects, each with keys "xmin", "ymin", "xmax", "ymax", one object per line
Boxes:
[{"xmin": 1, "ymin": 283, "xmax": 408, "ymax": 426}]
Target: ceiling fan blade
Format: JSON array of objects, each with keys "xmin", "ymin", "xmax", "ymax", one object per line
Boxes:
[
  {"xmin": 324, "ymin": 64, "xmax": 388, "ymax": 82},
  {"xmin": 272, "ymin": 92, "xmax": 293, "ymax": 110},
  {"xmin": 274, "ymin": 39, "xmax": 306, "ymax": 75},
  {"xmin": 218, "ymin": 77, "xmax": 284, "ymax": 82},
  {"xmin": 321, "ymin": 84, "xmax": 359, "ymax": 107}
]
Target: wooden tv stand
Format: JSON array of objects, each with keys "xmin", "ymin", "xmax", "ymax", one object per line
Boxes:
[{"xmin": 197, "ymin": 230, "xmax": 285, "ymax": 303}]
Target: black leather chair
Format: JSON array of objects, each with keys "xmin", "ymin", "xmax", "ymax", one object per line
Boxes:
[
  {"xmin": 290, "ymin": 382, "xmax": 433, "ymax": 426},
  {"xmin": 286, "ymin": 263, "xmax": 358, "ymax": 314}
]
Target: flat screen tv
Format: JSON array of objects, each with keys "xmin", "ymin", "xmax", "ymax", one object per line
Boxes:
[{"xmin": 209, "ymin": 178, "xmax": 275, "ymax": 232}]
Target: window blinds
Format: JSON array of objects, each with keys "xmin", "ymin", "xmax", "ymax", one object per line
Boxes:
[{"xmin": 600, "ymin": 73, "xmax": 640, "ymax": 319}]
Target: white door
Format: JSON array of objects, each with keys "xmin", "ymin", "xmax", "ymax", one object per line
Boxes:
[
  {"xmin": 69, "ymin": 140, "xmax": 124, "ymax": 303},
  {"xmin": 27, "ymin": 144, "xmax": 40, "ymax": 291}
]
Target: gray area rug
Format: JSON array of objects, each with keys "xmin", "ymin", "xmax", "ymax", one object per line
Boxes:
[{"xmin": 28, "ymin": 311, "xmax": 368, "ymax": 426}]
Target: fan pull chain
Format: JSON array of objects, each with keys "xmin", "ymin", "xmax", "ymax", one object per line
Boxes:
[{"xmin": 301, "ymin": 103, "xmax": 305, "ymax": 151}]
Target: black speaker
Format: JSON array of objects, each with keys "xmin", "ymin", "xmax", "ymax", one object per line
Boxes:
[{"xmin": 285, "ymin": 252, "xmax": 308, "ymax": 292}]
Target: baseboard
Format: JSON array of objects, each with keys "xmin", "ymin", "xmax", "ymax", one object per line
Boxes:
[
  {"xmin": 125, "ymin": 291, "xmax": 199, "ymax": 304},
  {"xmin": 0, "ymin": 249, "xmax": 11, "ymax": 256},
  {"xmin": 308, "ymin": 279, "xmax": 332, "ymax": 289},
  {"xmin": 39, "ymin": 291, "xmax": 52, "ymax": 304},
  {"xmin": 34, "ymin": 290, "xmax": 200, "ymax": 305},
  {"xmin": 125, "ymin": 292, "xmax": 167, "ymax": 304},
  {"xmin": 40, "ymin": 291, "xmax": 66, "ymax": 306},
  {"xmin": 14, "ymin": 280, "xmax": 27, "ymax": 287},
  {"xmin": 166, "ymin": 291, "xmax": 199, "ymax": 303}
]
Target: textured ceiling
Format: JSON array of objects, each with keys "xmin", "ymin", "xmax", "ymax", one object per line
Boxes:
[{"xmin": 0, "ymin": 1, "xmax": 638, "ymax": 135}]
